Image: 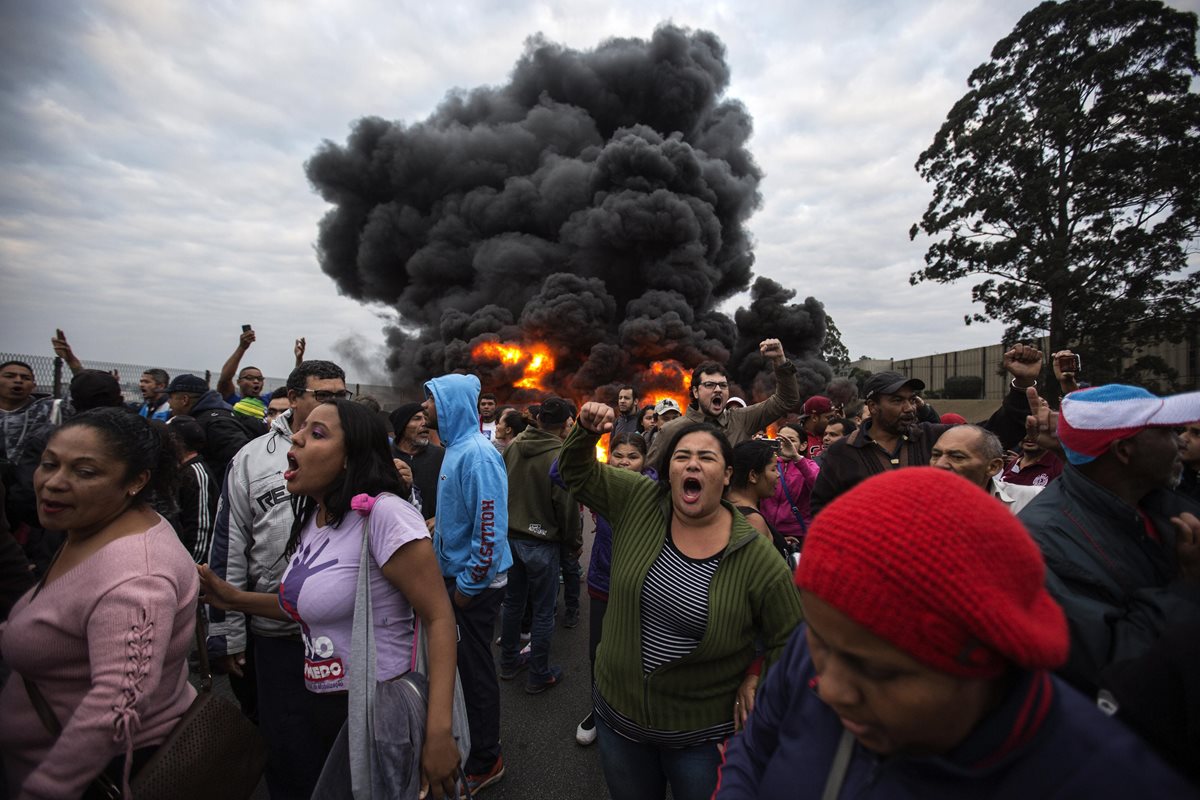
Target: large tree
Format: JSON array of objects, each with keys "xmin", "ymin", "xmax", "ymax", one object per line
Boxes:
[
  {"xmin": 910, "ymin": 0, "xmax": 1200, "ymax": 390},
  {"xmin": 821, "ymin": 314, "xmax": 851, "ymax": 371}
]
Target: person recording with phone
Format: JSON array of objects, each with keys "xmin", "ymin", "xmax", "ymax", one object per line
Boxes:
[{"xmin": 759, "ymin": 424, "xmax": 818, "ymax": 550}]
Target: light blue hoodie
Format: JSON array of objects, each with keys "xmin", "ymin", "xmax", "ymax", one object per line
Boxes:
[{"xmin": 425, "ymin": 373, "xmax": 512, "ymax": 595}]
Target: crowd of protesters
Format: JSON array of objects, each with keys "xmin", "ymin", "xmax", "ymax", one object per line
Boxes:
[{"xmin": 0, "ymin": 323, "xmax": 1198, "ymax": 799}]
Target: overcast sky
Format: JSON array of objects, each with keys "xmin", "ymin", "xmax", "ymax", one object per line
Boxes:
[{"xmin": 2, "ymin": 0, "xmax": 1196, "ymax": 384}]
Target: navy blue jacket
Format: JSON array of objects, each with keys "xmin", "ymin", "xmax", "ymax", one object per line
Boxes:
[{"xmin": 715, "ymin": 624, "xmax": 1195, "ymax": 799}]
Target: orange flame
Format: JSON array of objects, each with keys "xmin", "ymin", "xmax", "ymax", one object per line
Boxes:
[
  {"xmin": 637, "ymin": 360, "xmax": 690, "ymax": 415},
  {"xmin": 471, "ymin": 341, "xmax": 556, "ymax": 391}
]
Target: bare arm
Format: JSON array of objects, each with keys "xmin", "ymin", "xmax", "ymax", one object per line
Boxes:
[
  {"xmin": 197, "ymin": 563, "xmax": 289, "ymax": 620},
  {"xmin": 217, "ymin": 329, "xmax": 256, "ymax": 398},
  {"xmin": 380, "ymin": 538, "xmax": 460, "ymax": 798},
  {"xmin": 50, "ymin": 329, "xmax": 84, "ymax": 375},
  {"xmin": 741, "ymin": 509, "xmax": 772, "ymax": 541}
]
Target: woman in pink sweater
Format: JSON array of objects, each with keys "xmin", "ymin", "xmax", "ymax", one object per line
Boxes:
[{"xmin": 0, "ymin": 407, "xmax": 199, "ymax": 799}]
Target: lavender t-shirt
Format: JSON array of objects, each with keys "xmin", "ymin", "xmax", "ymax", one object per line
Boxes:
[{"xmin": 278, "ymin": 494, "xmax": 429, "ymax": 693}]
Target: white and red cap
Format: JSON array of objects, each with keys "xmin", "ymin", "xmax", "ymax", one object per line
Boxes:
[{"xmin": 1057, "ymin": 384, "xmax": 1200, "ymax": 465}]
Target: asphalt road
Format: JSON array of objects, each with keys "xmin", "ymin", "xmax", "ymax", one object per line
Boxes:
[{"xmin": 223, "ymin": 516, "xmax": 612, "ymax": 799}]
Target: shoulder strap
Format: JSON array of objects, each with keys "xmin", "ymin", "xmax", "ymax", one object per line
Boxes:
[
  {"xmin": 778, "ymin": 464, "xmax": 809, "ymax": 534},
  {"xmin": 821, "ymin": 729, "xmax": 855, "ymax": 800},
  {"xmin": 194, "ymin": 603, "xmax": 214, "ymax": 692},
  {"xmin": 23, "ymin": 676, "xmax": 63, "ymax": 736},
  {"xmin": 348, "ymin": 497, "xmax": 383, "ymax": 800}
]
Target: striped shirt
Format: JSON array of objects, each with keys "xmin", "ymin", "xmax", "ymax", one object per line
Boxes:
[
  {"xmin": 594, "ymin": 532, "xmax": 733, "ymax": 747},
  {"xmin": 641, "ymin": 534, "xmax": 720, "ymax": 673}
]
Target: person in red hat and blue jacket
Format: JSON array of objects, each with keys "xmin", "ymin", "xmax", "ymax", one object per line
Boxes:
[{"xmin": 715, "ymin": 467, "xmax": 1194, "ymax": 798}]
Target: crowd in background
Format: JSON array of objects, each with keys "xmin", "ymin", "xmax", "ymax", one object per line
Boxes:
[{"xmin": 0, "ymin": 325, "xmax": 1198, "ymax": 799}]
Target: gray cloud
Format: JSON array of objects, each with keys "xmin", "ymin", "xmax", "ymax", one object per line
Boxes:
[{"xmin": 5, "ymin": 0, "xmax": 1186, "ymax": 381}]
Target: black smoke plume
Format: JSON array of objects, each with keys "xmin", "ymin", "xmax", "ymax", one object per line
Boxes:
[{"xmin": 306, "ymin": 24, "xmax": 831, "ymax": 401}]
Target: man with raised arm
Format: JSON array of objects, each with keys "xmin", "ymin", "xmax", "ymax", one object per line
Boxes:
[
  {"xmin": 646, "ymin": 339, "xmax": 799, "ymax": 466},
  {"xmin": 810, "ymin": 343, "xmax": 1042, "ymax": 515}
]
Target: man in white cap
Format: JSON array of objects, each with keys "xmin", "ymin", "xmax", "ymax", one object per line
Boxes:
[
  {"xmin": 1018, "ymin": 383, "xmax": 1200, "ymax": 693},
  {"xmin": 653, "ymin": 397, "xmax": 682, "ymax": 423}
]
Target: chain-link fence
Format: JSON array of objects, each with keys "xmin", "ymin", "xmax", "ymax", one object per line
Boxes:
[{"xmin": 1, "ymin": 352, "xmax": 409, "ymax": 409}]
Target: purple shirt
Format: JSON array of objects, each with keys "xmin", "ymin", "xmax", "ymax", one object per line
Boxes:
[{"xmin": 278, "ymin": 494, "xmax": 428, "ymax": 693}]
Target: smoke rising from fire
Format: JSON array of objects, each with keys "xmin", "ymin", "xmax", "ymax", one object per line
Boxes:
[{"xmin": 306, "ymin": 24, "xmax": 831, "ymax": 401}]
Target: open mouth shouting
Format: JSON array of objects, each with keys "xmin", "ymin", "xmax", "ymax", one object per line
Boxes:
[
  {"xmin": 681, "ymin": 477, "xmax": 704, "ymax": 505},
  {"xmin": 284, "ymin": 451, "xmax": 299, "ymax": 483},
  {"xmin": 667, "ymin": 431, "xmax": 733, "ymax": 520}
]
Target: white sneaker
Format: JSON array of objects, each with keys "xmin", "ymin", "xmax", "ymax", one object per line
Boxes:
[{"xmin": 576, "ymin": 712, "xmax": 597, "ymax": 746}]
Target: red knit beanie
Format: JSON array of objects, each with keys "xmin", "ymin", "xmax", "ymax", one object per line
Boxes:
[{"xmin": 796, "ymin": 468, "xmax": 1068, "ymax": 678}]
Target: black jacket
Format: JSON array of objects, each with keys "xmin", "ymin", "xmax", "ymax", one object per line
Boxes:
[
  {"xmin": 177, "ymin": 455, "xmax": 219, "ymax": 562},
  {"xmin": 191, "ymin": 390, "xmax": 253, "ymax": 480},
  {"xmin": 1018, "ymin": 465, "xmax": 1200, "ymax": 693},
  {"xmin": 394, "ymin": 444, "xmax": 446, "ymax": 521},
  {"xmin": 811, "ymin": 383, "xmax": 1031, "ymax": 514}
]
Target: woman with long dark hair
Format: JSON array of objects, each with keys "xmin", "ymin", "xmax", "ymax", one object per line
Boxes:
[
  {"xmin": 637, "ymin": 405, "xmax": 658, "ymax": 435},
  {"xmin": 558, "ymin": 404, "xmax": 802, "ymax": 800},
  {"xmin": 759, "ymin": 423, "xmax": 818, "ymax": 547},
  {"xmin": 0, "ymin": 408, "xmax": 198, "ymax": 798},
  {"xmin": 198, "ymin": 399, "xmax": 460, "ymax": 797},
  {"xmin": 725, "ymin": 440, "xmax": 787, "ymax": 559}
]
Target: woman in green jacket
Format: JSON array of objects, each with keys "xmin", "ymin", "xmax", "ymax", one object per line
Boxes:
[{"xmin": 560, "ymin": 402, "xmax": 803, "ymax": 800}]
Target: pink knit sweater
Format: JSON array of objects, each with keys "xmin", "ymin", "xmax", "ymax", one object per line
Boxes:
[{"xmin": 0, "ymin": 517, "xmax": 199, "ymax": 800}]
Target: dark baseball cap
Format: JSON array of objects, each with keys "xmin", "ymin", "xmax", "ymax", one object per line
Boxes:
[
  {"xmin": 538, "ymin": 397, "xmax": 575, "ymax": 426},
  {"xmin": 166, "ymin": 374, "xmax": 209, "ymax": 395},
  {"xmin": 863, "ymin": 371, "xmax": 925, "ymax": 400}
]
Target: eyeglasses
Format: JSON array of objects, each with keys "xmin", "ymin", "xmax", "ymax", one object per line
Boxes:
[
  {"xmin": 699, "ymin": 381, "xmax": 729, "ymax": 391},
  {"xmin": 296, "ymin": 388, "xmax": 355, "ymax": 402}
]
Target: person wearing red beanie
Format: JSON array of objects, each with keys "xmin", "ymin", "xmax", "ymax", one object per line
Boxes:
[{"xmin": 714, "ymin": 468, "xmax": 1195, "ymax": 799}]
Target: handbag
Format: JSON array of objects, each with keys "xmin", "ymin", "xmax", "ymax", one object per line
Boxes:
[
  {"xmin": 314, "ymin": 493, "xmax": 473, "ymax": 800},
  {"xmin": 24, "ymin": 604, "xmax": 266, "ymax": 800}
]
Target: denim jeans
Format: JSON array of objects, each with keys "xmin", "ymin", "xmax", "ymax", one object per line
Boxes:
[
  {"xmin": 501, "ymin": 537, "xmax": 561, "ymax": 681},
  {"xmin": 560, "ymin": 544, "xmax": 581, "ymax": 613},
  {"xmin": 594, "ymin": 715, "xmax": 723, "ymax": 800}
]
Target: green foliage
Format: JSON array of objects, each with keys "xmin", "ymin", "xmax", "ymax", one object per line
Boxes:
[
  {"xmin": 943, "ymin": 375, "xmax": 985, "ymax": 399},
  {"xmin": 847, "ymin": 366, "xmax": 874, "ymax": 397},
  {"xmin": 911, "ymin": 0, "xmax": 1200, "ymax": 386},
  {"xmin": 822, "ymin": 314, "xmax": 851, "ymax": 369}
]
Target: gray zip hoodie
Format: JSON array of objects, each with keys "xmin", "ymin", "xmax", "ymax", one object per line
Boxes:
[{"xmin": 206, "ymin": 410, "xmax": 299, "ymax": 656}]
